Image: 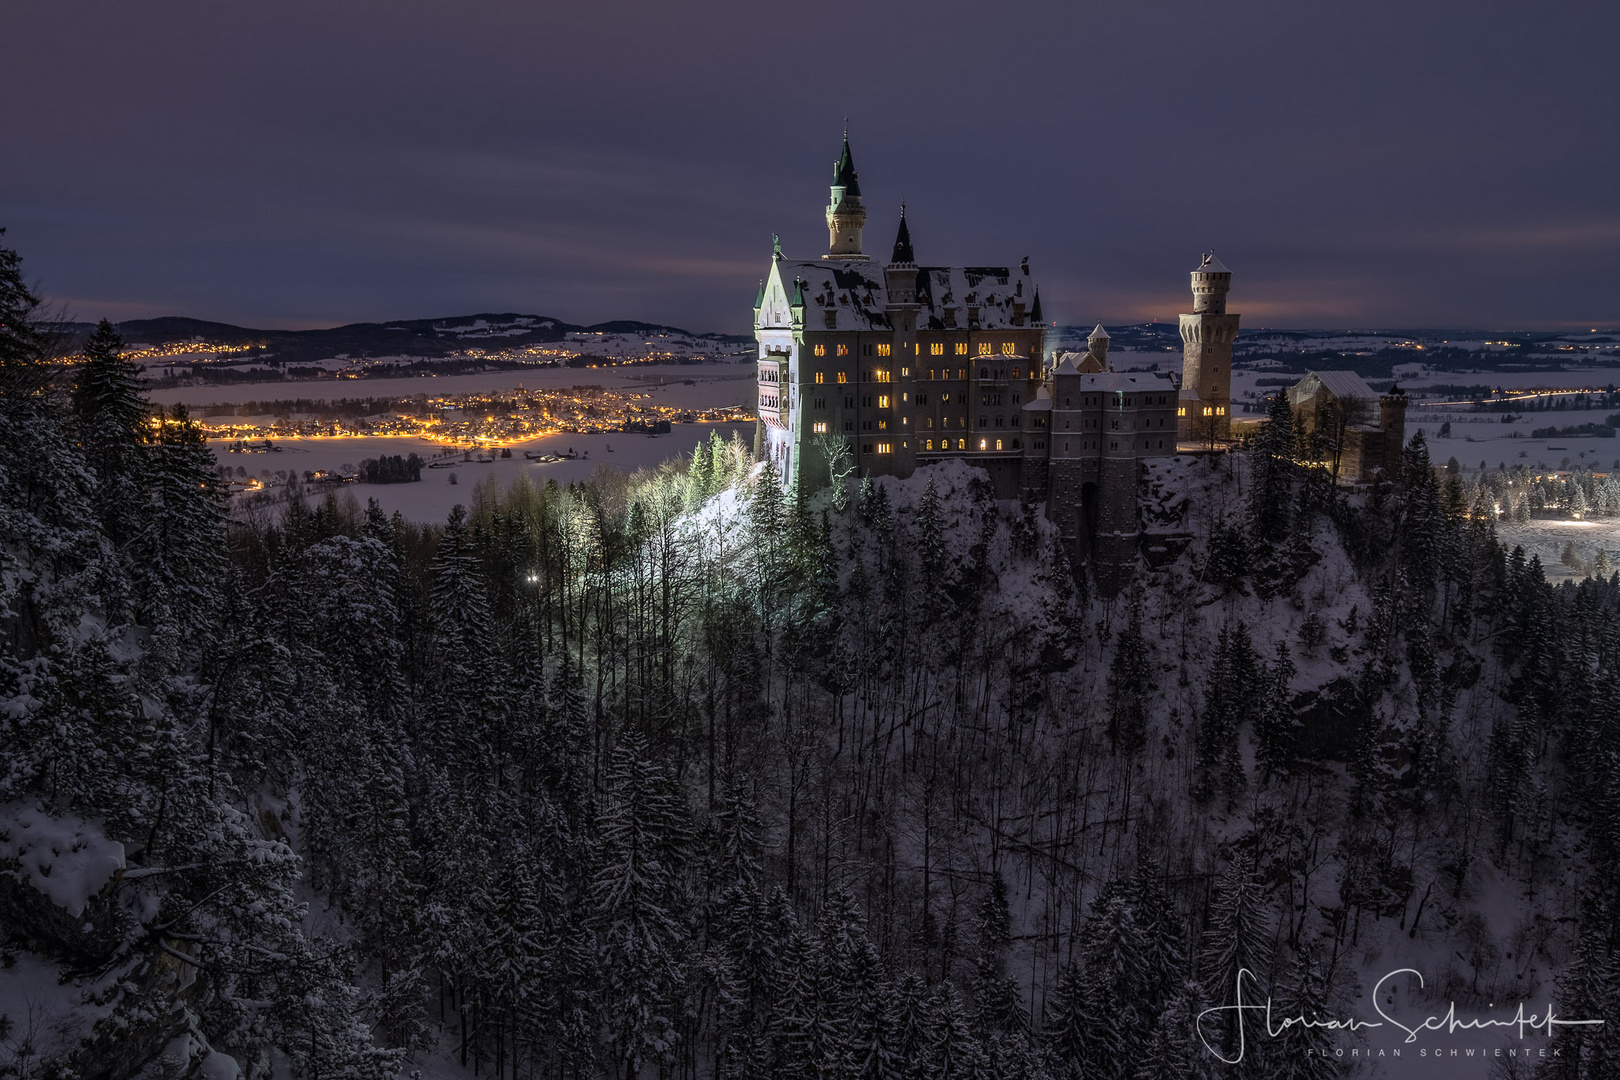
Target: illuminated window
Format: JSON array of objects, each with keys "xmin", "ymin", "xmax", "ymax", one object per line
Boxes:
[
  {"xmin": 837, "ymin": 372, "xmax": 848, "ymax": 384},
  {"xmin": 877, "ymin": 442, "xmax": 892, "ymax": 454},
  {"xmin": 876, "ymin": 369, "xmax": 891, "ymax": 383},
  {"xmin": 925, "ymin": 439, "xmax": 933, "ymax": 450},
  {"xmin": 978, "ymin": 438, "xmax": 988, "ymax": 450},
  {"xmin": 1177, "ymin": 406, "xmax": 1186, "ymax": 417},
  {"xmin": 900, "ymin": 367, "xmax": 909, "ymax": 377},
  {"xmin": 955, "ymin": 343, "xmax": 968, "ymax": 356},
  {"xmin": 812, "ymin": 421, "xmax": 827, "ymax": 433},
  {"xmin": 877, "ymin": 343, "xmax": 891, "ymax": 357},
  {"xmin": 814, "ymin": 372, "xmax": 824, "ymax": 384},
  {"xmin": 977, "ymin": 342, "xmax": 993, "ymax": 356},
  {"xmin": 814, "ymin": 344, "xmax": 826, "ymax": 356},
  {"xmin": 914, "ymin": 344, "xmax": 920, "ymax": 355},
  {"xmin": 1001, "ymin": 342, "xmax": 1015, "ymax": 356},
  {"xmin": 930, "ymin": 343, "xmax": 944, "ymax": 356},
  {"xmin": 837, "ymin": 344, "xmax": 849, "ymax": 356},
  {"xmin": 995, "ymin": 438, "xmax": 1003, "ymax": 450},
  {"xmin": 1203, "ymin": 407, "xmax": 1213, "ymax": 417},
  {"xmin": 877, "ymin": 395, "xmax": 889, "ymax": 408},
  {"xmin": 1216, "ymin": 406, "xmax": 1227, "ymax": 415},
  {"xmin": 901, "ymin": 392, "xmax": 908, "ymax": 402},
  {"xmin": 1012, "ymin": 368, "xmax": 1021, "ymax": 379},
  {"xmin": 957, "ymin": 438, "xmax": 966, "ymax": 450},
  {"xmin": 879, "ymin": 420, "xmax": 888, "ymax": 430},
  {"xmin": 958, "ymin": 368, "xmax": 966, "ymax": 379}
]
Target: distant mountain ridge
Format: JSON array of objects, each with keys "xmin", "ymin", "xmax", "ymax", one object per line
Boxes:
[{"xmin": 61, "ymin": 313, "xmax": 753, "ymax": 367}]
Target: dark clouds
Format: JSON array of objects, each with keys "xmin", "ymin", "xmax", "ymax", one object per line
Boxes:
[{"xmin": 3, "ymin": 0, "xmax": 1616, "ymax": 331}]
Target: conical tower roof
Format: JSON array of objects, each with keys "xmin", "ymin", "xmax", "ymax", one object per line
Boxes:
[
  {"xmin": 890, "ymin": 206, "xmax": 915, "ymax": 265},
  {"xmin": 832, "ymin": 131, "xmax": 861, "ymax": 197},
  {"xmin": 1089, "ymin": 323, "xmax": 1109, "ymax": 340},
  {"xmin": 1030, "ymin": 288, "xmax": 1043, "ymax": 324}
]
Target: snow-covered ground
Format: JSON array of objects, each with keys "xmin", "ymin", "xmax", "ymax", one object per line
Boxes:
[{"xmin": 214, "ymin": 423, "xmax": 752, "ymax": 524}]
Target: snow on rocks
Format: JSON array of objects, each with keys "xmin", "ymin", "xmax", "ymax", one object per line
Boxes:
[{"xmin": 0, "ymin": 804, "xmax": 125, "ymax": 918}]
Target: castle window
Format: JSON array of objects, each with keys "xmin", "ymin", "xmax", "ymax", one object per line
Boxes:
[
  {"xmin": 958, "ymin": 368, "xmax": 966, "ymax": 379},
  {"xmin": 815, "ymin": 372, "xmax": 825, "ymax": 384},
  {"xmin": 878, "ymin": 395, "xmax": 890, "ymax": 408},
  {"xmin": 1012, "ymin": 439, "xmax": 1020, "ymax": 449},
  {"xmin": 862, "ymin": 344, "xmax": 872, "ymax": 357},
  {"xmin": 1177, "ymin": 406, "xmax": 1186, "ymax": 417},
  {"xmin": 901, "ymin": 367, "xmax": 909, "ymax": 377},
  {"xmin": 918, "ymin": 393, "xmax": 928, "ymax": 405},
  {"xmin": 902, "ymin": 392, "xmax": 909, "ymax": 402},
  {"xmin": 879, "ymin": 420, "xmax": 888, "ymax": 430},
  {"xmin": 813, "ymin": 421, "xmax": 828, "ymax": 433},
  {"xmin": 877, "ymin": 343, "xmax": 891, "ymax": 357},
  {"xmin": 979, "ymin": 438, "xmax": 989, "ymax": 450},
  {"xmin": 863, "ymin": 420, "xmax": 873, "ymax": 430},
  {"xmin": 837, "ymin": 372, "xmax": 848, "ymax": 384},
  {"xmin": 863, "ymin": 396, "xmax": 873, "ymax": 407},
  {"xmin": 995, "ymin": 417, "xmax": 1003, "ymax": 427},
  {"xmin": 876, "ymin": 369, "xmax": 891, "ymax": 383},
  {"xmin": 1013, "ymin": 368, "xmax": 1021, "ymax": 379},
  {"xmin": 957, "ymin": 438, "xmax": 966, "ymax": 450},
  {"xmin": 845, "ymin": 421, "xmax": 854, "ymax": 430},
  {"xmin": 814, "ymin": 398, "xmax": 825, "ymax": 408},
  {"xmin": 931, "ymin": 343, "xmax": 944, "ymax": 356},
  {"xmin": 837, "ymin": 344, "xmax": 849, "ymax": 356},
  {"xmin": 1216, "ymin": 406, "xmax": 1227, "ymax": 415},
  {"xmin": 995, "ymin": 438, "xmax": 1003, "ymax": 450},
  {"xmin": 1001, "ymin": 342, "xmax": 1015, "ymax": 356},
  {"xmin": 926, "ymin": 417, "xmax": 933, "ymax": 428},
  {"xmin": 877, "ymin": 442, "xmax": 892, "ymax": 454},
  {"xmin": 814, "ymin": 345, "xmax": 826, "ymax": 356},
  {"xmin": 915, "ymin": 344, "xmax": 920, "ymax": 355},
  {"xmin": 978, "ymin": 343, "xmax": 993, "ymax": 356},
  {"xmin": 979, "ymin": 418, "xmax": 988, "ymax": 428}
]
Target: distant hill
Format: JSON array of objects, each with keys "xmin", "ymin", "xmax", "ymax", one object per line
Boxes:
[{"xmin": 59, "ymin": 313, "xmax": 753, "ymax": 367}]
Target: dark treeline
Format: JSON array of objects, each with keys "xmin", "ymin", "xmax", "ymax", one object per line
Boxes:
[
  {"xmin": 360, "ymin": 453, "xmax": 425, "ymax": 484},
  {"xmin": 4, "ymin": 232, "xmax": 1620, "ymax": 1079}
]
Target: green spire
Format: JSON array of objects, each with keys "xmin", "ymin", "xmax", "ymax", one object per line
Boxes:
[
  {"xmin": 791, "ymin": 278, "xmax": 805, "ymax": 306},
  {"xmin": 753, "ymin": 279, "xmax": 765, "ymax": 309},
  {"xmin": 832, "ymin": 128, "xmax": 861, "ymax": 197}
]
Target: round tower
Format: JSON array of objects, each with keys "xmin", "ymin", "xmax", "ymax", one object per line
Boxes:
[
  {"xmin": 824, "ymin": 130, "xmax": 867, "ymax": 260},
  {"xmin": 1087, "ymin": 323, "xmax": 1111, "ymax": 369},
  {"xmin": 1177, "ymin": 251, "xmax": 1240, "ymax": 442}
]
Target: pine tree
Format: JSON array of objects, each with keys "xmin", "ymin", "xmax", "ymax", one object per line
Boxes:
[
  {"xmin": 1199, "ymin": 854, "xmax": 1274, "ymax": 1065},
  {"xmin": 70, "ymin": 318, "xmax": 150, "ymax": 543},
  {"xmin": 1254, "ymin": 642, "xmax": 1298, "ymax": 781},
  {"xmin": 592, "ymin": 732, "xmax": 693, "ymax": 1079}
]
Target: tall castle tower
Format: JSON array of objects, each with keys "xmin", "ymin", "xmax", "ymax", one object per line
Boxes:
[
  {"xmin": 824, "ymin": 131, "xmax": 867, "ymax": 259},
  {"xmin": 1177, "ymin": 252, "xmax": 1239, "ymax": 441}
]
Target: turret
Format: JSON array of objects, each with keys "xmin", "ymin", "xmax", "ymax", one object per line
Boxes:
[
  {"xmin": 1087, "ymin": 323, "xmax": 1110, "ymax": 370},
  {"xmin": 1380, "ymin": 382, "xmax": 1408, "ymax": 478},
  {"xmin": 1191, "ymin": 251, "xmax": 1232, "ymax": 314},
  {"xmin": 884, "ymin": 206, "xmax": 918, "ymax": 308},
  {"xmin": 824, "ymin": 130, "xmax": 867, "ymax": 259}
]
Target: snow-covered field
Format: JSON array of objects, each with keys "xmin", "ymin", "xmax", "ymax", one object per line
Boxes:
[{"xmin": 215, "ymin": 422, "xmax": 752, "ymax": 524}]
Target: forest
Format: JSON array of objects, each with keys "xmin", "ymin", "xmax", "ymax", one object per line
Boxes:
[{"xmin": 3, "ymin": 231, "xmax": 1619, "ymax": 1080}]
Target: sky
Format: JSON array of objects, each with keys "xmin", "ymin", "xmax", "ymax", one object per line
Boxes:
[{"xmin": 3, "ymin": 0, "xmax": 1617, "ymax": 335}]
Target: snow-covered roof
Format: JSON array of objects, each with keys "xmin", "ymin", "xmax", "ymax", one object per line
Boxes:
[
  {"xmin": 1295, "ymin": 370, "xmax": 1378, "ymax": 402},
  {"xmin": 1194, "ymin": 252, "xmax": 1231, "ymax": 274},
  {"xmin": 1080, "ymin": 372, "xmax": 1176, "ymax": 393},
  {"xmin": 1089, "ymin": 323, "xmax": 1110, "ymax": 340},
  {"xmin": 769, "ymin": 258, "xmax": 1039, "ymax": 333}
]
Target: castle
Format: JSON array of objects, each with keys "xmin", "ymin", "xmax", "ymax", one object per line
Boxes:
[{"xmin": 753, "ymin": 133, "xmax": 1243, "ymax": 592}]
